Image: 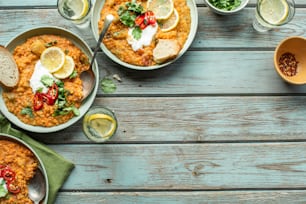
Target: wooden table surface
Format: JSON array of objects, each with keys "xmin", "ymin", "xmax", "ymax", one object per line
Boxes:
[{"xmin": 1, "ymin": 0, "xmax": 306, "ymax": 203}]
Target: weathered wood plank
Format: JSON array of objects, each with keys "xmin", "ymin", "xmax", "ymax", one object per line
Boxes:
[
  {"xmin": 48, "ymin": 143, "xmax": 306, "ymax": 189},
  {"xmin": 0, "ymin": 8, "xmax": 305, "ymax": 48},
  {"xmin": 55, "ymin": 191, "xmax": 306, "ymax": 204},
  {"xmin": 1, "ymin": 0, "xmax": 306, "ymax": 7},
  {"xmin": 92, "ymin": 51, "xmax": 306, "ymax": 95},
  {"xmin": 30, "ymin": 96, "xmax": 306, "ymax": 143}
]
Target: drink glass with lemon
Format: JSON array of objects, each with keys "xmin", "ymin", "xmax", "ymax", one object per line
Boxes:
[
  {"xmin": 57, "ymin": 0, "xmax": 91, "ymax": 27},
  {"xmin": 253, "ymin": 0, "xmax": 295, "ymax": 32},
  {"xmin": 83, "ymin": 107, "xmax": 118, "ymax": 143}
]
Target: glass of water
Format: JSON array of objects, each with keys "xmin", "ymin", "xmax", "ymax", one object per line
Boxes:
[
  {"xmin": 253, "ymin": 0, "xmax": 295, "ymax": 32},
  {"xmin": 57, "ymin": 0, "xmax": 92, "ymax": 27}
]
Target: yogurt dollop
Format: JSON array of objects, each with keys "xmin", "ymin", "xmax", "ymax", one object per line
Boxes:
[
  {"xmin": 127, "ymin": 25, "xmax": 158, "ymax": 51},
  {"xmin": 30, "ymin": 60, "xmax": 55, "ymax": 93}
]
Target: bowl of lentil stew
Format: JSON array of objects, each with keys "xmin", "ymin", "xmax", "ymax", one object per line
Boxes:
[
  {"xmin": 274, "ymin": 36, "xmax": 306, "ymax": 85},
  {"xmin": 91, "ymin": 0, "xmax": 198, "ymax": 70},
  {"xmin": 0, "ymin": 26, "xmax": 99, "ymax": 133},
  {"xmin": 0, "ymin": 133, "xmax": 49, "ymax": 203}
]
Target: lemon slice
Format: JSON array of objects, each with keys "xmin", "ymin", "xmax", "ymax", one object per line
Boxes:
[
  {"xmin": 66, "ymin": 0, "xmax": 89, "ymax": 20},
  {"xmin": 53, "ymin": 55, "xmax": 75, "ymax": 79},
  {"xmin": 40, "ymin": 47, "xmax": 65, "ymax": 73},
  {"xmin": 259, "ymin": 0, "xmax": 289, "ymax": 25},
  {"xmin": 85, "ymin": 113, "xmax": 117, "ymax": 140},
  {"xmin": 147, "ymin": 0, "xmax": 174, "ymax": 20},
  {"xmin": 159, "ymin": 8, "xmax": 179, "ymax": 32}
]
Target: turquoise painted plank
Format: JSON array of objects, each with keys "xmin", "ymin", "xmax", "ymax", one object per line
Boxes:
[
  {"xmin": 0, "ymin": 8, "xmax": 306, "ymax": 48},
  {"xmin": 31, "ymin": 96, "xmax": 306, "ymax": 143},
  {"xmin": 0, "ymin": 7, "xmax": 306, "ymax": 50},
  {"xmin": 1, "ymin": 0, "xmax": 306, "ymax": 7},
  {"xmin": 55, "ymin": 191, "xmax": 306, "ymax": 204},
  {"xmin": 47, "ymin": 143, "xmax": 306, "ymax": 189},
  {"xmin": 94, "ymin": 51, "xmax": 306, "ymax": 95},
  {"xmin": 0, "ymin": 0, "xmax": 204, "ymax": 7}
]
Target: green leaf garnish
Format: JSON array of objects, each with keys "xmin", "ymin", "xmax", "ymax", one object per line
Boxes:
[
  {"xmin": 118, "ymin": 0, "xmax": 143, "ymax": 27},
  {"xmin": 208, "ymin": 0, "xmax": 241, "ymax": 11},
  {"xmin": 21, "ymin": 107, "xmax": 34, "ymax": 118},
  {"xmin": 101, "ymin": 77, "xmax": 117, "ymax": 94},
  {"xmin": 132, "ymin": 27, "xmax": 142, "ymax": 40}
]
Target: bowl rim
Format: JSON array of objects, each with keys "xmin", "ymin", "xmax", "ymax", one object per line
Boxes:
[
  {"xmin": 91, "ymin": 0, "xmax": 198, "ymax": 70},
  {"xmin": 0, "ymin": 133, "xmax": 49, "ymax": 204},
  {"xmin": 274, "ymin": 36, "xmax": 306, "ymax": 85},
  {"xmin": 0, "ymin": 26, "xmax": 99, "ymax": 133},
  {"xmin": 204, "ymin": 0, "xmax": 249, "ymax": 14}
]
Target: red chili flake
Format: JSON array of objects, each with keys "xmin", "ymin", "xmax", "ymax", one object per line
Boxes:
[{"xmin": 278, "ymin": 52, "xmax": 299, "ymax": 77}]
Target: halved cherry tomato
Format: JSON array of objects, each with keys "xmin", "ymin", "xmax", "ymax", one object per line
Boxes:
[
  {"xmin": 47, "ymin": 83, "xmax": 59, "ymax": 101},
  {"xmin": 135, "ymin": 14, "xmax": 145, "ymax": 26},
  {"xmin": 33, "ymin": 93, "xmax": 43, "ymax": 111},
  {"xmin": 135, "ymin": 11, "xmax": 156, "ymax": 30},
  {"xmin": 145, "ymin": 11, "xmax": 156, "ymax": 25}
]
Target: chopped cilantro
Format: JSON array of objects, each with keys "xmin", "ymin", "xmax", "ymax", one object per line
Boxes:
[
  {"xmin": 101, "ymin": 77, "xmax": 117, "ymax": 94},
  {"xmin": 132, "ymin": 27, "xmax": 142, "ymax": 40},
  {"xmin": 69, "ymin": 70, "xmax": 78, "ymax": 79},
  {"xmin": 21, "ymin": 107, "xmax": 34, "ymax": 118},
  {"xmin": 118, "ymin": 0, "xmax": 143, "ymax": 27},
  {"xmin": 208, "ymin": 0, "xmax": 241, "ymax": 11},
  {"xmin": 40, "ymin": 75, "xmax": 54, "ymax": 87}
]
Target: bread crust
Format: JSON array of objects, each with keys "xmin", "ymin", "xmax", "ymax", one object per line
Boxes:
[
  {"xmin": 153, "ymin": 39, "xmax": 181, "ymax": 64},
  {"xmin": 0, "ymin": 45, "xmax": 19, "ymax": 88}
]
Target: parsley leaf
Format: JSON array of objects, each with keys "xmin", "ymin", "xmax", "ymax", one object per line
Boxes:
[
  {"xmin": 118, "ymin": 0, "xmax": 143, "ymax": 27},
  {"xmin": 40, "ymin": 75, "xmax": 54, "ymax": 87},
  {"xmin": 209, "ymin": 0, "xmax": 241, "ymax": 11},
  {"xmin": 101, "ymin": 77, "xmax": 117, "ymax": 94},
  {"xmin": 132, "ymin": 27, "xmax": 142, "ymax": 40},
  {"xmin": 21, "ymin": 107, "xmax": 34, "ymax": 118}
]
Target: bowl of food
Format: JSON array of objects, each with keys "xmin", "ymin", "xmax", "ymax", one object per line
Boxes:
[
  {"xmin": 0, "ymin": 133, "xmax": 49, "ymax": 203},
  {"xmin": 204, "ymin": 0, "xmax": 249, "ymax": 15},
  {"xmin": 0, "ymin": 26, "xmax": 99, "ymax": 133},
  {"xmin": 274, "ymin": 36, "xmax": 306, "ymax": 85},
  {"xmin": 91, "ymin": 0, "xmax": 198, "ymax": 70}
]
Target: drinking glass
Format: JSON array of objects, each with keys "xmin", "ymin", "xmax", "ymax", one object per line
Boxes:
[
  {"xmin": 253, "ymin": 0, "xmax": 295, "ymax": 32},
  {"xmin": 57, "ymin": 0, "xmax": 92, "ymax": 28}
]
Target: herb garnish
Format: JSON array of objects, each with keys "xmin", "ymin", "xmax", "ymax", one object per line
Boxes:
[
  {"xmin": 101, "ymin": 77, "xmax": 117, "ymax": 94},
  {"xmin": 209, "ymin": 0, "xmax": 241, "ymax": 11},
  {"xmin": 21, "ymin": 107, "xmax": 34, "ymax": 118},
  {"xmin": 118, "ymin": 0, "xmax": 144, "ymax": 39}
]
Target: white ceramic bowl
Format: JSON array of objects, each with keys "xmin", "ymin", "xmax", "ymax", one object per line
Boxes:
[
  {"xmin": 91, "ymin": 0, "xmax": 198, "ymax": 70},
  {"xmin": 205, "ymin": 0, "xmax": 249, "ymax": 15},
  {"xmin": 0, "ymin": 133, "xmax": 49, "ymax": 204},
  {"xmin": 0, "ymin": 26, "xmax": 99, "ymax": 133}
]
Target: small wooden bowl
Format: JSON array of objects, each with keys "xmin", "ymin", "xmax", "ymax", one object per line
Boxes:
[{"xmin": 274, "ymin": 36, "xmax": 306, "ymax": 85}]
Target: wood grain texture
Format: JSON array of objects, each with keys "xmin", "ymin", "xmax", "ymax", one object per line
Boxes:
[
  {"xmin": 30, "ymin": 96, "xmax": 306, "ymax": 143},
  {"xmin": 0, "ymin": 8, "xmax": 306, "ymax": 49},
  {"xmin": 48, "ymin": 143, "xmax": 306, "ymax": 190},
  {"xmin": 55, "ymin": 191, "xmax": 306, "ymax": 204}
]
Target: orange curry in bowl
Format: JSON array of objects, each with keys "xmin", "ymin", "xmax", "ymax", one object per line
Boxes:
[
  {"xmin": 2, "ymin": 35, "xmax": 90, "ymax": 127},
  {"xmin": 0, "ymin": 139, "xmax": 38, "ymax": 203},
  {"xmin": 98, "ymin": 0, "xmax": 191, "ymax": 66}
]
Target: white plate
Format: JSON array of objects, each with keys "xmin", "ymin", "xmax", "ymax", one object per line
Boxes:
[
  {"xmin": 0, "ymin": 133, "xmax": 49, "ymax": 204},
  {"xmin": 91, "ymin": 0, "xmax": 198, "ymax": 70},
  {"xmin": 0, "ymin": 26, "xmax": 99, "ymax": 133}
]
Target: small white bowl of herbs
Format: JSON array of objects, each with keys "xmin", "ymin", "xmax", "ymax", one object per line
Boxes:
[{"xmin": 205, "ymin": 0, "xmax": 249, "ymax": 15}]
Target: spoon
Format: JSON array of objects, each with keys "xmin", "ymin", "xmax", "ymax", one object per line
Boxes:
[
  {"xmin": 80, "ymin": 14, "xmax": 114, "ymax": 101},
  {"xmin": 28, "ymin": 167, "xmax": 46, "ymax": 204}
]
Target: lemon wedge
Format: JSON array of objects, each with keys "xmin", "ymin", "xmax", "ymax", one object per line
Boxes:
[
  {"xmin": 147, "ymin": 0, "xmax": 174, "ymax": 20},
  {"xmin": 67, "ymin": 0, "xmax": 89, "ymax": 20},
  {"xmin": 259, "ymin": 0, "xmax": 289, "ymax": 25},
  {"xmin": 53, "ymin": 55, "xmax": 75, "ymax": 79},
  {"xmin": 159, "ymin": 8, "xmax": 179, "ymax": 32},
  {"xmin": 85, "ymin": 113, "xmax": 117, "ymax": 140},
  {"xmin": 40, "ymin": 47, "xmax": 65, "ymax": 73}
]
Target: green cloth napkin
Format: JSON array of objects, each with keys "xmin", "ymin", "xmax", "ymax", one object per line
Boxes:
[{"xmin": 0, "ymin": 113, "xmax": 75, "ymax": 204}]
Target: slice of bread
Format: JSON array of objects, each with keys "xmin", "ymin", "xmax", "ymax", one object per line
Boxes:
[
  {"xmin": 153, "ymin": 39, "xmax": 181, "ymax": 64},
  {"xmin": 0, "ymin": 46, "xmax": 19, "ymax": 88}
]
